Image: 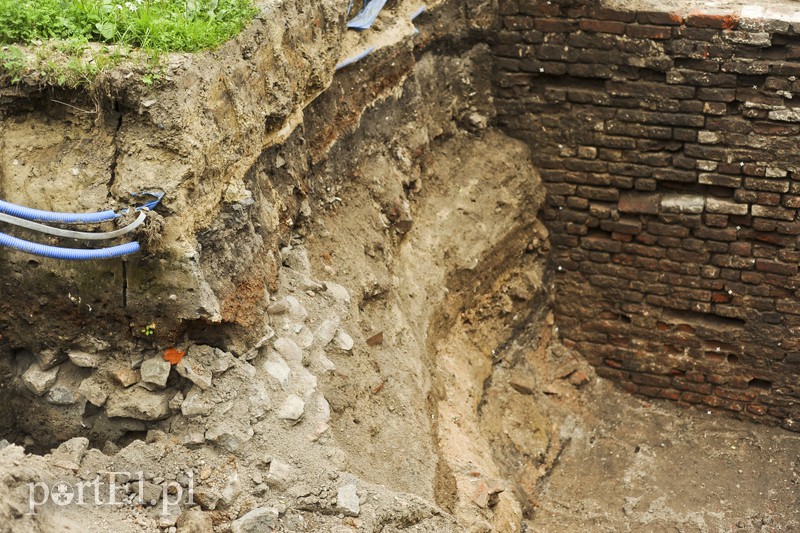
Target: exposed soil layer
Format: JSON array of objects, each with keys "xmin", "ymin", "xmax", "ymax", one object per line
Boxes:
[{"xmin": 0, "ymin": 0, "xmax": 799, "ymax": 532}]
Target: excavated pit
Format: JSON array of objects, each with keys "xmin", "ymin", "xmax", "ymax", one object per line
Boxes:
[{"xmin": 1, "ymin": 0, "xmax": 800, "ymax": 531}]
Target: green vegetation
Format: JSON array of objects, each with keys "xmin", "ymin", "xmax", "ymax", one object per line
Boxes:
[{"xmin": 0, "ymin": 0, "xmax": 258, "ymax": 87}]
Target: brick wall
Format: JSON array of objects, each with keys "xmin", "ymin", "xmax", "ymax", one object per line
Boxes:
[{"xmin": 493, "ymin": 0, "xmax": 800, "ymax": 430}]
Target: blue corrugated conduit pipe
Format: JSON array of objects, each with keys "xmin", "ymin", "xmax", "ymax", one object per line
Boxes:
[
  {"xmin": 0, "ymin": 192, "xmax": 162, "ymax": 260},
  {"xmin": 0, "ymin": 233, "xmax": 140, "ymax": 260}
]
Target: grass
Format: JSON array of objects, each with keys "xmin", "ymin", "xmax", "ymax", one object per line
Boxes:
[{"xmin": 0, "ymin": 0, "xmax": 258, "ymax": 87}]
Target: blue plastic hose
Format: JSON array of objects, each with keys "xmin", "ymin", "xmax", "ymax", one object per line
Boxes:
[
  {"xmin": 335, "ymin": 47, "xmax": 376, "ymax": 71},
  {"xmin": 347, "ymin": 0, "xmax": 388, "ymax": 30},
  {"xmin": 0, "ymin": 199, "xmax": 118, "ymax": 224},
  {"xmin": 0, "ymin": 191, "xmax": 164, "ymax": 225},
  {"xmin": 0, "ymin": 231, "xmax": 140, "ymax": 260}
]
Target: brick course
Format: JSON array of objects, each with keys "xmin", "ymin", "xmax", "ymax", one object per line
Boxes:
[{"xmin": 494, "ymin": 0, "xmax": 800, "ymax": 431}]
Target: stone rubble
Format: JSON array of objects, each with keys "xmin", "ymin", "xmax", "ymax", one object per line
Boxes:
[{"xmin": 21, "ymin": 364, "xmax": 59, "ymax": 396}]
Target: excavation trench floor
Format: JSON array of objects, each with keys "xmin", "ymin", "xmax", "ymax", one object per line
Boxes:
[{"xmin": 529, "ymin": 379, "xmax": 800, "ymax": 532}]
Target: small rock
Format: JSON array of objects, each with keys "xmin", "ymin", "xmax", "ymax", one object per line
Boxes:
[
  {"xmin": 263, "ymin": 358, "xmax": 290, "ymax": 386},
  {"xmin": 186, "ymin": 345, "xmax": 234, "ymax": 376},
  {"xmin": 36, "ymin": 349, "xmax": 67, "ymax": 370},
  {"xmin": 205, "ymin": 422, "xmax": 254, "ymax": 453},
  {"xmin": 138, "ymin": 481, "xmax": 162, "ymax": 505},
  {"xmin": 285, "ymin": 296, "xmax": 308, "ymax": 321},
  {"xmin": 231, "ymin": 507, "xmax": 279, "ymax": 533},
  {"xmin": 193, "ymin": 487, "xmax": 220, "ymax": 511},
  {"xmin": 326, "ymin": 282, "xmax": 351, "ymax": 304},
  {"xmin": 568, "ymin": 370, "xmax": 590, "ymax": 388},
  {"xmin": 176, "ymin": 357, "xmax": 213, "ymax": 390},
  {"xmin": 333, "ymin": 330, "xmax": 354, "ymax": 351},
  {"xmin": 313, "ymin": 395, "xmax": 331, "ymax": 439},
  {"xmin": 266, "ymin": 459, "xmax": 292, "ymax": 490},
  {"xmin": 509, "ymin": 375, "xmax": 537, "ymax": 395},
  {"xmin": 248, "ymin": 381, "xmax": 271, "ymax": 419},
  {"xmin": 315, "ymin": 316, "xmax": 340, "ymax": 347},
  {"xmin": 267, "ymin": 299, "xmax": 289, "ymax": 315},
  {"xmin": 141, "ymin": 358, "xmax": 171, "ymax": 388},
  {"xmin": 169, "ymin": 391, "xmax": 184, "ymax": 410},
  {"xmin": 158, "ymin": 513, "xmax": 179, "ymax": 528},
  {"xmin": 219, "ymin": 472, "xmax": 242, "ymax": 507},
  {"xmin": 273, "ymin": 338, "xmax": 302, "ymax": 363},
  {"xmin": 277, "ymin": 395, "xmax": 304, "ymax": 422},
  {"xmin": 50, "ymin": 437, "xmax": 89, "ymax": 471},
  {"xmin": 105, "ymin": 388, "xmax": 171, "ymax": 421},
  {"xmin": 110, "ymin": 367, "xmax": 140, "ymax": 388},
  {"xmin": 67, "ymin": 351, "xmax": 102, "ymax": 368},
  {"xmin": 336, "ymin": 483, "xmax": 360, "ymax": 517},
  {"xmin": 181, "ymin": 431, "xmax": 206, "ymax": 446},
  {"xmin": 468, "ymin": 112, "xmax": 488, "ymax": 129},
  {"xmin": 366, "ymin": 332, "xmax": 383, "ymax": 347},
  {"xmin": 46, "ymin": 386, "xmax": 76, "ymax": 405},
  {"xmin": 181, "ymin": 388, "xmax": 214, "ymax": 417},
  {"xmin": 175, "ymin": 508, "xmax": 214, "ymax": 533},
  {"xmin": 21, "ymin": 364, "xmax": 59, "ymax": 396}
]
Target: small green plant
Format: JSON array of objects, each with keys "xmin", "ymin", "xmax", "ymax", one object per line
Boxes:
[
  {"xmin": 0, "ymin": 45, "xmax": 26, "ymax": 83},
  {"xmin": 0, "ymin": 0, "xmax": 257, "ymax": 86},
  {"xmin": 141, "ymin": 322, "xmax": 156, "ymax": 336}
]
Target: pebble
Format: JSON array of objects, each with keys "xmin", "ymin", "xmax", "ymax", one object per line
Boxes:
[
  {"xmin": 315, "ymin": 316, "xmax": 340, "ymax": 347},
  {"xmin": 110, "ymin": 367, "xmax": 141, "ymax": 388},
  {"xmin": 176, "ymin": 508, "xmax": 214, "ymax": 533},
  {"xmin": 264, "ymin": 358, "xmax": 292, "ymax": 387},
  {"xmin": 140, "ymin": 481, "xmax": 162, "ymax": 505},
  {"xmin": 21, "ymin": 364, "xmax": 59, "ymax": 396},
  {"xmin": 169, "ymin": 391, "xmax": 184, "ymax": 410},
  {"xmin": 181, "ymin": 388, "xmax": 215, "ymax": 417},
  {"xmin": 266, "ymin": 459, "xmax": 292, "ymax": 489},
  {"xmin": 285, "ymin": 296, "xmax": 308, "ymax": 321},
  {"xmin": 277, "ymin": 395, "xmax": 305, "ymax": 421},
  {"xmin": 219, "ymin": 472, "xmax": 242, "ymax": 506},
  {"xmin": 141, "ymin": 358, "xmax": 171, "ymax": 388},
  {"xmin": 267, "ymin": 299, "xmax": 289, "ymax": 315},
  {"xmin": 105, "ymin": 388, "xmax": 171, "ymax": 421},
  {"xmin": 282, "ymin": 246, "xmax": 311, "ymax": 273},
  {"xmin": 176, "ymin": 357, "xmax": 213, "ymax": 390},
  {"xmin": 187, "ymin": 345, "xmax": 235, "ymax": 376},
  {"xmin": 274, "ymin": 338, "xmax": 303, "ymax": 363},
  {"xmin": 231, "ymin": 507, "xmax": 279, "ymax": 533},
  {"xmin": 67, "ymin": 350, "xmax": 102, "ymax": 368},
  {"xmin": 333, "ymin": 330, "xmax": 354, "ymax": 351},
  {"xmin": 336, "ymin": 483, "xmax": 360, "ymax": 517},
  {"xmin": 248, "ymin": 381, "xmax": 271, "ymax": 419},
  {"xmin": 326, "ymin": 282, "xmax": 351, "ymax": 304},
  {"xmin": 36, "ymin": 348, "xmax": 67, "ymax": 370},
  {"xmin": 46, "ymin": 386, "xmax": 76, "ymax": 405}
]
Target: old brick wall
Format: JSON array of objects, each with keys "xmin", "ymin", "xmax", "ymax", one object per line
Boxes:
[{"xmin": 493, "ymin": 0, "xmax": 800, "ymax": 430}]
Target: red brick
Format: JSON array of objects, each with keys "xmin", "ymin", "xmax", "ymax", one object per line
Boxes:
[
  {"xmin": 627, "ymin": 24, "xmax": 672, "ymax": 39},
  {"xmin": 579, "ymin": 19, "xmax": 627, "ymax": 34},
  {"xmin": 618, "ymin": 193, "xmax": 660, "ymax": 215},
  {"xmin": 632, "ymin": 373, "xmax": 672, "ymax": 388},
  {"xmin": 685, "ymin": 13, "xmax": 738, "ymax": 29},
  {"xmin": 755, "ymin": 260, "xmax": 798, "ymax": 276},
  {"xmin": 636, "ymin": 11, "xmax": 684, "ymax": 25},
  {"xmin": 587, "ymin": 7, "xmax": 637, "ymax": 22},
  {"xmin": 681, "ymin": 391, "xmax": 706, "ymax": 404},
  {"xmin": 716, "ymin": 387, "xmax": 758, "ymax": 402},
  {"xmin": 534, "ymin": 18, "xmax": 577, "ymax": 32}
]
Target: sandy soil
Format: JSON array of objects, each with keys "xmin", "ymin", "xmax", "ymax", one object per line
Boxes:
[{"xmin": 529, "ymin": 378, "xmax": 800, "ymax": 532}]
